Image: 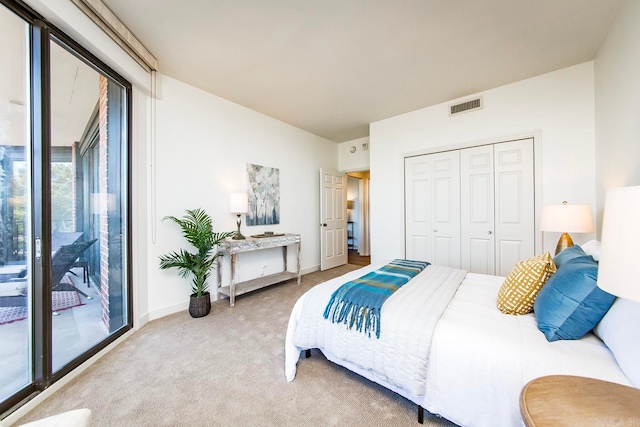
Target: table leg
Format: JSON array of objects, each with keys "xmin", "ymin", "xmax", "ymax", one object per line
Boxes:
[
  {"xmin": 217, "ymin": 255, "xmax": 222, "ymax": 299},
  {"xmin": 230, "ymin": 253, "xmax": 237, "ymax": 307},
  {"xmin": 283, "ymin": 246, "xmax": 288, "ymax": 271},
  {"xmin": 296, "ymin": 242, "xmax": 301, "ymax": 284}
]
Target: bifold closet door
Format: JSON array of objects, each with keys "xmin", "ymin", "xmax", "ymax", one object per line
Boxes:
[
  {"xmin": 460, "ymin": 139, "xmax": 535, "ymax": 275},
  {"xmin": 404, "ymin": 151, "xmax": 460, "ymax": 267},
  {"xmin": 493, "ymin": 139, "xmax": 535, "ymax": 276},
  {"xmin": 460, "ymin": 145, "xmax": 496, "ymax": 274}
]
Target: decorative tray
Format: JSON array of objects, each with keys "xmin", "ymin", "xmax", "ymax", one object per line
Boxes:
[{"xmin": 250, "ymin": 233, "xmax": 285, "ymax": 238}]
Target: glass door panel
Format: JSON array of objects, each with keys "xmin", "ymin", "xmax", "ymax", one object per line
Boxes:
[
  {"xmin": 49, "ymin": 39, "xmax": 129, "ymax": 372},
  {"xmin": 0, "ymin": 3, "xmax": 32, "ymax": 403}
]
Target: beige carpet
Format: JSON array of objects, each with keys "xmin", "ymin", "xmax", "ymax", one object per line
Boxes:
[{"xmin": 15, "ymin": 264, "xmax": 458, "ymax": 427}]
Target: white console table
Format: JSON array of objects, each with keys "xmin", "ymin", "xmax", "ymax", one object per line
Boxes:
[{"xmin": 217, "ymin": 233, "xmax": 301, "ymax": 307}]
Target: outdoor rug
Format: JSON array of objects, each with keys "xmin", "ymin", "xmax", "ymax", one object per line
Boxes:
[{"xmin": 0, "ymin": 291, "xmax": 82, "ymax": 325}]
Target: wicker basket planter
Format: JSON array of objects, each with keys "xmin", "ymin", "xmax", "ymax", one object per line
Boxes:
[{"xmin": 189, "ymin": 292, "xmax": 211, "ymax": 318}]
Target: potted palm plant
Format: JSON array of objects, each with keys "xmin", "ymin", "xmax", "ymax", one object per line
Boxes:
[{"xmin": 159, "ymin": 208, "xmax": 235, "ymax": 318}]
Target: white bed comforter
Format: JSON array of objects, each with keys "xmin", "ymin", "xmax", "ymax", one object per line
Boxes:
[
  {"xmin": 285, "ymin": 263, "xmax": 467, "ymax": 398},
  {"xmin": 425, "ymin": 273, "xmax": 633, "ymax": 427},
  {"xmin": 286, "ymin": 265, "xmax": 634, "ymax": 427}
]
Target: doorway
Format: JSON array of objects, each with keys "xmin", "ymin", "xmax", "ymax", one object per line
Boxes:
[{"xmin": 347, "ymin": 171, "xmax": 370, "ymax": 266}]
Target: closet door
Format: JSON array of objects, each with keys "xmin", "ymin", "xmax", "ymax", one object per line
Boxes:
[
  {"xmin": 461, "ymin": 145, "xmax": 496, "ymax": 274},
  {"xmin": 405, "ymin": 151, "xmax": 460, "ymax": 267},
  {"xmin": 494, "ymin": 139, "xmax": 535, "ymax": 276},
  {"xmin": 405, "ymin": 156, "xmax": 432, "ymax": 261}
]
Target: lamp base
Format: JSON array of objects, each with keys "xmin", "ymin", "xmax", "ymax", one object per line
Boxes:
[
  {"xmin": 232, "ymin": 214, "xmax": 246, "ymax": 240},
  {"xmin": 555, "ymin": 232, "xmax": 574, "ymax": 255}
]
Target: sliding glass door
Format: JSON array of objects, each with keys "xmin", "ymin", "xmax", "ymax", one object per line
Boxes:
[
  {"xmin": 0, "ymin": 0, "xmax": 132, "ymax": 416},
  {"xmin": 49, "ymin": 37, "xmax": 129, "ymax": 372},
  {"xmin": 0, "ymin": 3, "xmax": 32, "ymax": 404}
]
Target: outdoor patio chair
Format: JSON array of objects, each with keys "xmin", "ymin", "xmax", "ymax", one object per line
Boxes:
[
  {"xmin": 51, "ymin": 239, "xmax": 98, "ymax": 300},
  {"xmin": 0, "ymin": 239, "xmax": 97, "ymax": 307}
]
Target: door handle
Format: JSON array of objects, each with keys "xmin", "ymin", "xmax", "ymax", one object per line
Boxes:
[
  {"xmin": 433, "ymin": 229, "xmax": 438, "ymax": 232},
  {"xmin": 321, "ymin": 223, "xmax": 327, "ymax": 227},
  {"xmin": 488, "ymin": 231, "xmax": 493, "ymax": 235}
]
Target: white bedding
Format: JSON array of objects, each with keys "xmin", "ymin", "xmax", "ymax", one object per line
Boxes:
[
  {"xmin": 425, "ymin": 273, "xmax": 632, "ymax": 427},
  {"xmin": 285, "ymin": 265, "xmax": 632, "ymax": 427},
  {"xmin": 285, "ymin": 262, "xmax": 466, "ymax": 397}
]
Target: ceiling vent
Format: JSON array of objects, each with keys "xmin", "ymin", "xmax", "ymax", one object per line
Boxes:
[{"xmin": 449, "ymin": 97, "xmax": 483, "ymax": 116}]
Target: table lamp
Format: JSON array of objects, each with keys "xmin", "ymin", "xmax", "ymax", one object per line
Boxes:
[
  {"xmin": 230, "ymin": 192, "xmax": 248, "ymax": 240},
  {"xmin": 540, "ymin": 201, "xmax": 594, "ymax": 255},
  {"xmin": 597, "ymin": 186, "xmax": 640, "ymax": 302}
]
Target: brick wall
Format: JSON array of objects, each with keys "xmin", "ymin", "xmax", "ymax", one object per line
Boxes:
[
  {"xmin": 70, "ymin": 143, "xmax": 76, "ymax": 231},
  {"xmin": 98, "ymin": 75, "xmax": 110, "ymax": 329}
]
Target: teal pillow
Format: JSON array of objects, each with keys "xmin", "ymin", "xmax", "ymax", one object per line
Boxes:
[
  {"xmin": 552, "ymin": 245, "xmax": 587, "ymax": 269},
  {"xmin": 533, "ymin": 256, "xmax": 615, "ymax": 341}
]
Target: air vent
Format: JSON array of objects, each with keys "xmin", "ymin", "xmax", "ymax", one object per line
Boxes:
[{"xmin": 449, "ymin": 97, "xmax": 483, "ymax": 116}]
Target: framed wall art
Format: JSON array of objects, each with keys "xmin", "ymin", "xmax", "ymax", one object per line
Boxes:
[{"xmin": 246, "ymin": 163, "xmax": 280, "ymax": 226}]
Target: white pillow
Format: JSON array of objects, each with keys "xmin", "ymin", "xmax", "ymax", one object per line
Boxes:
[
  {"xmin": 593, "ymin": 298, "xmax": 640, "ymax": 387},
  {"xmin": 580, "ymin": 239, "xmax": 601, "ymax": 261}
]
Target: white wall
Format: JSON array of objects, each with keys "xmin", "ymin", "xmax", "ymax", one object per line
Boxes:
[
  {"xmin": 21, "ymin": 0, "xmax": 338, "ymax": 323},
  {"xmin": 339, "ymin": 136, "xmax": 370, "ymax": 171},
  {"xmin": 370, "ymin": 62, "xmax": 597, "ymax": 263},
  {"xmin": 594, "ymin": 0, "xmax": 640, "ymax": 234},
  {"xmin": 149, "ymin": 75, "xmax": 337, "ymax": 319}
]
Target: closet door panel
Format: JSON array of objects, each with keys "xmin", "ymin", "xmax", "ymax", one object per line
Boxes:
[
  {"xmin": 494, "ymin": 139, "xmax": 535, "ymax": 276},
  {"xmin": 405, "ymin": 152, "xmax": 460, "ymax": 266},
  {"xmin": 461, "ymin": 145, "xmax": 495, "ymax": 274},
  {"xmin": 405, "ymin": 157, "xmax": 431, "ymax": 261},
  {"xmin": 498, "ymin": 240, "xmax": 525, "ymax": 277},
  {"xmin": 469, "ymin": 238, "xmax": 494, "ymax": 273},
  {"xmin": 431, "ymin": 151, "xmax": 461, "ymax": 268}
]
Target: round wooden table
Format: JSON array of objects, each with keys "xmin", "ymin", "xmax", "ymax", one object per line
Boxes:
[{"xmin": 520, "ymin": 375, "xmax": 640, "ymax": 427}]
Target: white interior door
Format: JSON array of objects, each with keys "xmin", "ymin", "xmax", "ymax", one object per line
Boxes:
[
  {"xmin": 405, "ymin": 151, "xmax": 460, "ymax": 267},
  {"xmin": 431, "ymin": 151, "xmax": 461, "ymax": 268},
  {"xmin": 461, "ymin": 145, "xmax": 496, "ymax": 274},
  {"xmin": 405, "ymin": 156, "xmax": 432, "ymax": 261},
  {"xmin": 320, "ymin": 168, "xmax": 348, "ymax": 270},
  {"xmin": 494, "ymin": 139, "xmax": 535, "ymax": 276}
]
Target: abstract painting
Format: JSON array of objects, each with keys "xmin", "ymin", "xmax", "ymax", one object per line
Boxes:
[{"xmin": 246, "ymin": 163, "xmax": 280, "ymax": 226}]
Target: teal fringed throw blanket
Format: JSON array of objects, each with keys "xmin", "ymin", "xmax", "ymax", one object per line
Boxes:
[{"xmin": 323, "ymin": 259, "xmax": 430, "ymax": 338}]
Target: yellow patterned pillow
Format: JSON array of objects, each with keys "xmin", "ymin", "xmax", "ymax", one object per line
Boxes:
[{"xmin": 497, "ymin": 253, "xmax": 556, "ymax": 315}]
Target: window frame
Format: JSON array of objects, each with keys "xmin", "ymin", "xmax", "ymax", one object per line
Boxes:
[{"xmin": 0, "ymin": 0, "xmax": 133, "ymax": 417}]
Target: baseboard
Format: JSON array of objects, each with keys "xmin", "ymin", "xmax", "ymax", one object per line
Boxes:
[
  {"xmin": 147, "ymin": 301, "xmax": 188, "ymax": 321},
  {"xmin": 136, "ymin": 312, "xmax": 150, "ymax": 330},
  {"xmin": 301, "ymin": 265, "xmax": 320, "ymax": 275}
]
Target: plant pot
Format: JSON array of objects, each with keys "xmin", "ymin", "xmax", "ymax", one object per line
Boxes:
[{"xmin": 189, "ymin": 292, "xmax": 211, "ymax": 318}]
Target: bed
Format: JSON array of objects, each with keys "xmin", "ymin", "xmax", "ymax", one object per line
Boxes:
[{"xmin": 284, "ymin": 248, "xmax": 638, "ymax": 426}]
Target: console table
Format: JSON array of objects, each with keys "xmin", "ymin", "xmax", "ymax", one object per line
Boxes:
[{"xmin": 217, "ymin": 233, "xmax": 301, "ymax": 307}]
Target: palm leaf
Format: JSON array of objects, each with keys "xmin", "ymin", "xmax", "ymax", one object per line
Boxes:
[{"xmin": 159, "ymin": 208, "xmax": 234, "ymax": 298}]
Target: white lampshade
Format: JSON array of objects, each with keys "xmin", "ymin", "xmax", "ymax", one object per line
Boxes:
[
  {"xmin": 540, "ymin": 204, "xmax": 594, "ymax": 233},
  {"xmin": 597, "ymin": 186, "xmax": 640, "ymax": 302},
  {"xmin": 229, "ymin": 192, "xmax": 248, "ymax": 214}
]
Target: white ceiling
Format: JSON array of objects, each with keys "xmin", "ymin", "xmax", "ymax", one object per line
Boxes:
[{"xmin": 102, "ymin": 0, "xmax": 623, "ymax": 143}]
